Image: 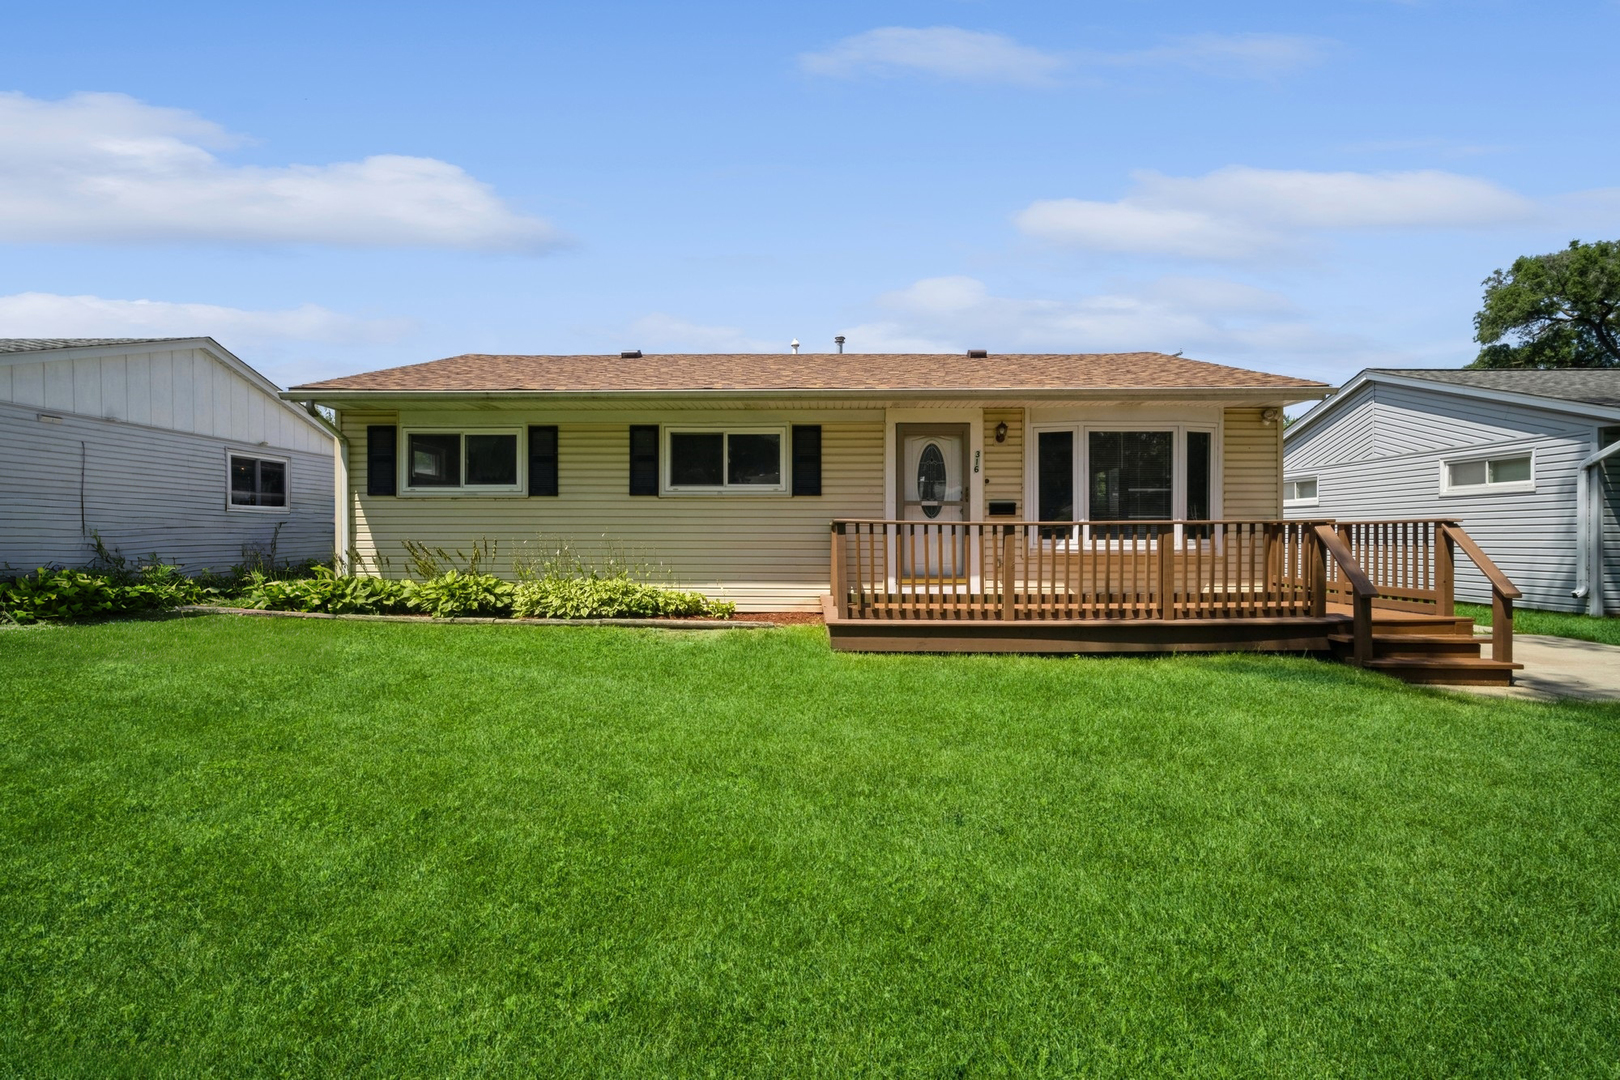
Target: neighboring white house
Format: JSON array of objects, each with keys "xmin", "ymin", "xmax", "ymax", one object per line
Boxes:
[
  {"xmin": 1284, "ymin": 368, "xmax": 1620, "ymax": 615},
  {"xmin": 0, "ymin": 337, "xmax": 336, "ymax": 575}
]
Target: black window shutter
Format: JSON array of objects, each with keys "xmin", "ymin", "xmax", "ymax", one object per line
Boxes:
[
  {"xmin": 792, "ymin": 425, "xmax": 822, "ymax": 496},
  {"xmin": 366, "ymin": 425, "xmax": 397, "ymax": 496},
  {"xmin": 629, "ymin": 425, "xmax": 659, "ymax": 495},
  {"xmin": 528, "ymin": 425, "xmax": 559, "ymax": 496}
]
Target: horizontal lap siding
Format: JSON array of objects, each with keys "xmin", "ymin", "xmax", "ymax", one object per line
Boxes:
[
  {"xmin": 1285, "ymin": 385, "xmax": 1377, "ymax": 471},
  {"xmin": 1, "ymin": 400, "xmax": 334, "ymax": 573},
  {"xmin": 343, "ymin": 411, "xmax": 885, "ymax": 611},
  {"xmin": 1222, "ymin": 408, "xmax": 1281, "ymax": 518},
  {"xmin": 1285, "ymin": 383, "xmax": 1597, "ymax": 611},
  {"xmin": 982, "ymin": 408, "xmax": 1024, "ymax": 513}
]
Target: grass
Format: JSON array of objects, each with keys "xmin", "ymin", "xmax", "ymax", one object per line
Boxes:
[
  {"xmin": 1459, "ymin": 600, "xmax": 1620, "ymax": 646},
  {"xmin": 1, "ymin": 616, "xmax": 1617, "ymax": 1077}
]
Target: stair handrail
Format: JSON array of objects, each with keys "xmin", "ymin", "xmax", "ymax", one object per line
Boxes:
[
  {"xmin": 1441, "ymin": 524, "xmax": 1521, "ymax": 664},
  {"xmin": 1313, "ymin": 524, "xmax": 1378, "ymax": 665}
]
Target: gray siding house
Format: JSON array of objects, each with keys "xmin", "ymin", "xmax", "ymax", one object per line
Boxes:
[
  {"xmin": 1, "ymin": 338, "xmax": 336, "ymax": 575},
  {"xmin": 1284, "ymin": 369, "xmax": 1620, "ymax": 615}
]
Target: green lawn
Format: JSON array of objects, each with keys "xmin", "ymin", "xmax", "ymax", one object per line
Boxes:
[
  {"xmin": 1460, "ymin": 600, "xmax": 1620, "ymax": 647},
  {"xmin": 2, "ymin": 617, "xmax": 1617, "ymax": 1077}
]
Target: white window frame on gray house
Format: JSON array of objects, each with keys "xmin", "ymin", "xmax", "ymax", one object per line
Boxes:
[
  {"xmin": 661, "ymin": 424, "xmax": 789, "ymax": 495},
  {"xmin": 400, "ymin": 427, "xmax": 525, "ymax": 496},
  {"xmin": 1283, "ymin": 475, "xmax": 1319, "ymax": 507},
  {"xmin": 1439, "ymin": 449, "xmax": 1535, "ymax": 496},
  {"xmin": 225, "ymin": 448, "xmax": 290, "ymax": 513}
]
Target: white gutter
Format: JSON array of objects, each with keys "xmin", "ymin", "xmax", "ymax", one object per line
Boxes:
[
  {"xmin": 295, "ymin": 402, "xmax": 352, "ymax": 576},
  {"xmin": 1574, "ymin": 438, "xmax": 1620, "ymax": 615}
]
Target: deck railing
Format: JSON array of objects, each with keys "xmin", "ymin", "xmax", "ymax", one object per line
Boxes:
[{"xmin": 831, "ymin": 519, "xmax": 1328, "ymax": 622}]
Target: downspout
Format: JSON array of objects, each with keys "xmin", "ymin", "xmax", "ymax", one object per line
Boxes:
[
  {"xmin": 1574, "ymin": 438, "xmax": 1620, "ymax": 615},
  {"xmin": 300, "ymin": 402, "xmax": 351, "ymax": 575}
]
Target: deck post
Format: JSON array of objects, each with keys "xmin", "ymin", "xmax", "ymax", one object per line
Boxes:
[
  {"xmin": 830, "ymin": 522, "xmax": 849, "ymax": 618},
  {"xmin": 1307, "ymin": 527, "xmax": 1328, "ymax": 618},
  {"xmin": 1435, "ymin": 521, "xmax": 1455, "ymax": 616},
  {"xmin": 1354, "ymin": 590, "xmax": 1374, "ymax": 666},
  {"xmin": 1000, "ymin": 526, "xmax": 1016, "ymax": 621},
  {"xmin": 1493, "ymin": 590, "xmax": 1513, "ymax": 664},
  {"xmin": 1158, "ymin": 523, "xmax": 1175, "ymax": 619}
]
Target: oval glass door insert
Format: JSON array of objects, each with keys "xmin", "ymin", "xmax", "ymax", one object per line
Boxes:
[{"xmin": 917, "ymin": 442, "xmax": 946, "ymax": 518}]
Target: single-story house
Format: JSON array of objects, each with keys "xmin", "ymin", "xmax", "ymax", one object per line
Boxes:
[
  {"xmin": 285, "ymin": 350, "xmax": 1530, "ymax": 681},
  {"xmin": 1, "ymin": 337, "xmax": 336, "ymax": 575},
  {"xmin": 1284, "ymin": 368, "xmax": 1620, "ymax": 616},
  {"xmin": 285, "ymin": 349, "xmax": 1328, "ymax": 609}
]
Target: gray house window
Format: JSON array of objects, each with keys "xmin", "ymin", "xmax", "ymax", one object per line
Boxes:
[
  {"xmin": 1284, "ymin": 477, "xmax": 1318, "ymax": 506},
  {"xmin": 1442, "ymin": 452, "xmax": 1533, "ymax": 494},
  {"xmin": 228, "ymin": 454, "xmax": 288, "ymax": 511}
]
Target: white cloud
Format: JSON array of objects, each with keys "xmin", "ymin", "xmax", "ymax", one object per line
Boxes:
[
  {"xmin": 624, "ymin": 313, "xmax": 781, "ymax": 353},
  {"xmin": 800, "ymin": 27, "xmax": 1064, "ymax": 84},
  {"xmin": 837, "ymin": 275, "xmax": 1369, "ymax": 372},
  {"xmin": 1104, "ymin": 33, "xmax": 1331, "ymax": 78},
  {"xmin": 801, "ymin": 28, "xmax": 1330, "ymax": 85},
  {"xmin": 1017, "ymin": 166, "xmax": 1537, "ymax": 259},
  {"xmin": 0, "ymin": 92, "xmax": 563, "ymax": 250},
  {"xmin": 0, "ymin": 291, "xmax": 410, "ymax": 345}
]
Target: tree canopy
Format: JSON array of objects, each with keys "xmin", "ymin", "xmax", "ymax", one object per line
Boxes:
[{"xmin": 1471, "ymin": 240, "xmax": 1620, "ymax": 368}]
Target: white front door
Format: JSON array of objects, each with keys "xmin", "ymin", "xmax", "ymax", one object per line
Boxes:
[{"xmin": 898, "ymin": 428, "xmax": 968, "ymax": 578}]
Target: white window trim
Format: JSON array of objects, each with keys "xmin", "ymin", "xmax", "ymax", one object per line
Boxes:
[
  {"xmin": 661, "ymin": 424, "xmax": 790, "ymax": 495},
  {"xmin": 1023, "ymin": 422, "xmax": 1222, "ymax": 526},
  {"xmin": 225, "ymin": 447, "xmax": 291, "ymax": 514},
  {"xmin": 400, "ymin": 427, "xmax": 526, "ymax": 496},
  {"xmin": 1283, "ymin": 475, "xmax": 1319, "ymax": 508},
  {"xmin": 1439, "ymin": 449, "xmax": 1535, "ymax": 497}
]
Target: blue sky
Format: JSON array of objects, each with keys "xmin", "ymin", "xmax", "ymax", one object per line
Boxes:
[{"xmin": 2, "ymin": 0, "xmax": 1616, "ymax": 390}]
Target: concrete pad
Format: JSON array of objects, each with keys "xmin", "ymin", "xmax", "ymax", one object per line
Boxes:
[{"xmin": 1448, "ymin": 632, "xmax": 1620, "ymax": 702}]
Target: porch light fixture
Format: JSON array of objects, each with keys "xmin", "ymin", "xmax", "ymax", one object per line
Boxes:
[{"xmin": 995, "ymin": 421, "xmax": 1008, "ymax": 443}]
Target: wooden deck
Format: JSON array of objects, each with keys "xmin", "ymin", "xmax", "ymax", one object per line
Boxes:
[{"xmin": 824, "ymin": 518, "xmax": 1523, "ymax": 683}]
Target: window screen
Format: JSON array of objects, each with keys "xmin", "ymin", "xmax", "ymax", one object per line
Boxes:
[
  {"xmin": 465, "ymin": 434, "xmax": 517, "ymax": 486},
  {"xmin": 670, "ymin": 432, "xmax": 724, "ymax": 486},
  {"xmin": 727, "ymin": 433, "xmax": 780, "ymax": 485},
  {"xmin": 1089, "ymin": 431, "xmax": 1172, "ymax": 520}
]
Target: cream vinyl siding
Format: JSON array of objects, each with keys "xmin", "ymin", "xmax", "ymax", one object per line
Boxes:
[
  {"xmin": 981, "ymin": 408, "xmax": 1024, "ymax": 513},
  {"xmin": 1222, "ymin": 407, "xmax": 1283, "ymax": 518},
  {"xmin": 343, "ymin": 409, "xmax": 885, "ymax": 611}
]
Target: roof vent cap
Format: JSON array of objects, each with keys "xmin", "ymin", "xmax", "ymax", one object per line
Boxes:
[
  {"xmin": 967, "ymin": 349, "xmax": 988, "ymax": 359},
  {"xmin": 620, "ymin": 350, "xmax": 642, "ymax": 359}
]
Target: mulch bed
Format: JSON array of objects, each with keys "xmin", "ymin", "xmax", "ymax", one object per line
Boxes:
[{"xmin": 731, "ymin": 611, "xmax": 825, "ymax": 625}]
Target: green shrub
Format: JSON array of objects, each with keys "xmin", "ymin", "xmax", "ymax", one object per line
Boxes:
[
  {"xmin": 406, "ymin": 570, "xmax": 514, "ymax": 619},
  {"xmin": 0, "ymin": 566, "xmax": 204, "ymax": 623},
  {"xmin": 240, "ymin": 567, "xmax": 412, "ymax": 615},
  {"xmin": 512, "ymin": 577, "xmax": 733, "ymax": 619}
]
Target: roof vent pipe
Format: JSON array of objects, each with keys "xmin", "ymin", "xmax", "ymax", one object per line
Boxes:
[
  {"xmin": 790, "ymin": 339, "xmax": 800, "ymax": 354},
  {"xmin": 967, "ymin": 349, "xmax": 988, "ymax": 359},
  {"xmin": 834, "ymin": 335, "xmax": 845, "ymax": 354},
  {"xmin": 620, "ymin": 350, "xmax": 642, "ymax": 359}
]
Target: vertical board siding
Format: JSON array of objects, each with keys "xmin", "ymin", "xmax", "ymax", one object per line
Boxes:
[
  {"xmin": 1284, "ymin": 382, "xmax": 1597, "ymax": 611},
  {"xmin": 1222, "ymin": 407, "xmax": 1282, "ymax": 518},
  {"xmin": 0, "ymin": 399, "xmax": 334, "ymax": 573},
  {"xmin": 343, "ymin": 410, "xmax": 886, "ymax": 611},
  {"xmin": 982, "ymin": 408, "xmax": 1024, "ymax": 512}
]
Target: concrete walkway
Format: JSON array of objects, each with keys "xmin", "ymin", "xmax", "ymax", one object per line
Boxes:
[{"xmin": 1453, "ymin": 632, "xmax": 1620, "ymax": 702}]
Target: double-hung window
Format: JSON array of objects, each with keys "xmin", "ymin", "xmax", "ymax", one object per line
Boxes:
[
  {"xmin": 227, "ymin": 452, "xmax": 288, "ymax": 511},
  {"xmin": 403, "ymin": 429, "xmax": 523, "ymax": 493},
  {"xmin": 1031, "ymin": 424, "xmax": 1217, "ymax": 537},
  {"xmin": 664, "ymin": 427, "xmax": 788, "ymax": 493},
  {"xmin": 1442, "ymin": 451, "xmax": 1533, "ymax": 494}
]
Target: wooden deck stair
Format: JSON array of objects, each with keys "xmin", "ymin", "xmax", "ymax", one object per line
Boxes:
[{"xmin": 1326, "ymin": 608, "xmax": 1521, "ymax": 685}]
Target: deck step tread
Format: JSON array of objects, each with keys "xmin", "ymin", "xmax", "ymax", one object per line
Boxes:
[{"xmin": 1364, "ymin": 657, "xmax": 1523, "ymax": 671}]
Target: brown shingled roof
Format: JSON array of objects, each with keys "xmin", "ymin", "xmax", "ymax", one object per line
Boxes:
[{"xmin": 289, "ymin": 351, "xmax": 1326, "ymax": 394}]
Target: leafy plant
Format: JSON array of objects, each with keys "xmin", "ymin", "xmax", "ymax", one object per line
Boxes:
[
  {"xmin": 0, "ymin": 566, "xmax": 203, "ymax": 623},
  {"xmin": 406, "ymin": 570, "xmax": 514, "ymax": 618},
  {"xmin": 241, "ymin": 566, "xmax": 412, "ymax": 615},
  {"xmin": 400, "ymin": 538, "xmax": 498, "ymax": 580},
  {"xmin": 511, "ymin": 534, "xmax": 672, "ymax": 584},
  {"xmin": 1472, "ymin": 239, "xmax": 1620, "ymax": 368},
  {"xmin": 512, "ymin": 577, "xmax": 732, "ymax": 619}
]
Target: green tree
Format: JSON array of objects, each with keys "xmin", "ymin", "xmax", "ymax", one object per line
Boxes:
[{"xmin": 1471, "ymin": 240, "xmax": 1620, "ymax": 368}]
